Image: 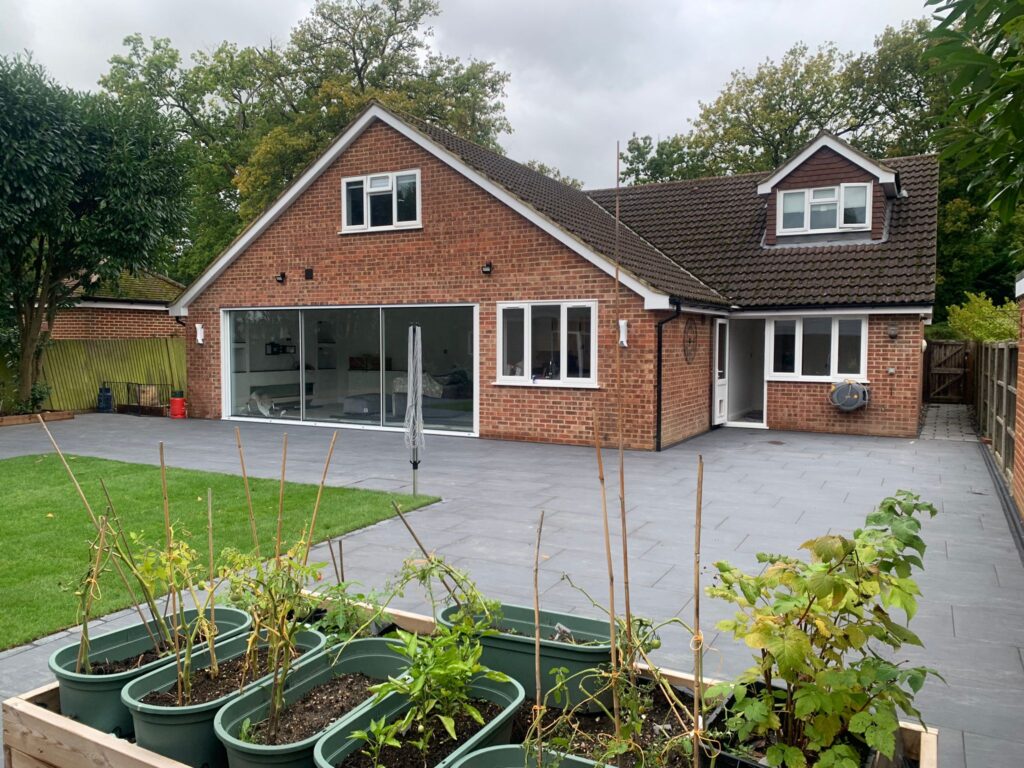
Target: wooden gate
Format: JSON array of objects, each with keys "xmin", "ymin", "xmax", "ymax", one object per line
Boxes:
[{"xmin": 926, "ymin": 340, "xmax": 971, "ymax": 403}]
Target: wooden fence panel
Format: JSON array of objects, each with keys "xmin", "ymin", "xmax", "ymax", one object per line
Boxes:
[
  {"xmin": 39, "ymin": 338, "xmax": 186, "ymax": 412},
  {"xmin": 972, "ymin": 341, "xmax": 1018, "ymax": 487}
]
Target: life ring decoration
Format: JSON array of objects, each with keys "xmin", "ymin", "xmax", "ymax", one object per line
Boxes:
[{"xmin": 683, "ymin": 318, "xmax": 698, "ymax": 363}]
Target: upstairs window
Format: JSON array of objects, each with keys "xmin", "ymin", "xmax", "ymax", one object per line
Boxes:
[
  {"xmin": 342, "ymin": 169, "xmax": 420, "ymax": 232},
  {"xmin": 777, "ymin": 183, "xmax": 871, "ymax": 235},
  {"xmin": 497, "ymin": 301, "xmax": 597, "ymax": 386}
]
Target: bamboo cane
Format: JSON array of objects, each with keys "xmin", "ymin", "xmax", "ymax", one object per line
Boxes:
[
  {"xmin": 76, "ymin": 517, "xmax": 108, "ymax": 674},
  {"xmin": 37, "ymin": 415, "xmax": 98, "ymax": 527},
  {"xmin": 158, "ymin": 443, "xmax": 183, "ymax": 705},
  {"xmin": 592, "ymin": 408, "xmax": 621, "ymax": 743},
  {"xmin": 234, "ymin": 427, "xmax": 260, "ymax": 555},
  {"xmin": 391, "ymin": 500, "xmax": 461, "ymax": 607},
  {"xmin": 207, "ymin": 488, "xmax": 218, "ymax": 676},
  {"xmin": 693, "ymin": 455, "xmax": 705, "ymax": 768},
  {"xmin": 304, "ymin": 430, "xmax": 339, "ymax": 564},
  {"xmin": 533, "ymin": 509, "xmax": 546, "ymax": 768},
  {"xmin": 276, "ymin": 433, "xmax": 288, "ymax": 563}
]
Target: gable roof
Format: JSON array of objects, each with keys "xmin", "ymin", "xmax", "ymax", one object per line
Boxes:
[
  {"xmin": 171, "ymin": 103, "xmax": 728, "ymax": 314},
  {"xmin": 587, "ymin": 153, "xmax": 938, "ymax": 309},
  {"xmin": 755, "ymin": 132, "xmax": 899, "ymax": 195},
  {"xmin": 76, "ymin": 270, "xmax": 183, "ymax": 305}
]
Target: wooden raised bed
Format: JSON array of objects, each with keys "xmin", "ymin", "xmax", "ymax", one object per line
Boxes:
[
  {"xmin": 0, "ymin": 412, "xmax": 73, "ymax": 429},
  {"xmin": 1, "ymin": 607, "xmax": 938, "ymax": 768}
]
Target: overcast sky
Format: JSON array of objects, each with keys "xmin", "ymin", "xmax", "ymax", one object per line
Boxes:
[{"xmin": 1, "ymin": 0, "xmax": 932, "ymax": 187}]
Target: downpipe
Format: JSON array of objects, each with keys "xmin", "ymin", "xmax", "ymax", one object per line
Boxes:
[{"xmin": 655, "ymin": 300, "xmax": 684, "ymax": 451}]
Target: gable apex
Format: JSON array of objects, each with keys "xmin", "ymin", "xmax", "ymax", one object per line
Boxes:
[{"xmin": 755, "ymin": 133, "xmax": 898, "ymax": 196}]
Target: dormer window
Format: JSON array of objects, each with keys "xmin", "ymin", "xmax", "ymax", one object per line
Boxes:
[
  {"xmin": 342, "ymin": 169, "xmax": 421, "ymax": 232},
  {"xmin": 777, "ymin": 183, "xmax": 871, "ymax": 235}
]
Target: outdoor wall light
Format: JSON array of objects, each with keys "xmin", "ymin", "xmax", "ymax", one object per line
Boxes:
[
  {"xmin": 304, "ymin": 268, "xmax": 314, "ymax": 280},
  {"xmin": 888, "ymin": 324, "xmax": 899, "ymax": 340},
  {"xmin": 275, "ymin": 272, "xmax": 286, "ymax": 284},
  {"xmin": 481, "ymin": 261, "xmax": 493, "ymax": 276}
]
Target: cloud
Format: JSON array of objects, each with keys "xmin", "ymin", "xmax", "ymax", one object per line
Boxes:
[{"xmin": 1, "ymin": 0, "xmax": 930, "ymax": 186}]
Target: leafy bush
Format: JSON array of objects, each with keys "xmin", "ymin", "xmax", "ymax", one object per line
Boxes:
[
  {"xmin": 706, "ymin": 491, "xmax": 939, "ymax": 768},
  {"xmin": 947, "ymin": 292, "xmax": 1018, "ymax": 341}
]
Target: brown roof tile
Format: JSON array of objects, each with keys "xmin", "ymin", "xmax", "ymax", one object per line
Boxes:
[
  {"xmin": 402, "ymin": 115, "xmax": 730, "ymax": 308},
  {"xmin": 587, "ymin": 155, "xmax": 938, "ymax": 308},
  {"xmin": 76, "ymin": 270, "xmax": 183, "ymax": 304}
]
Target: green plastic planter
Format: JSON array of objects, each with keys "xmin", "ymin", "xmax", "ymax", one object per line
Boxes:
[
  {"xmin": 313, "ymin": 674, "xmax": 525, "ymax": 768},
  {"xmin": 438, "ymin": 603, "xmax": 612, "ymax": 711},
  {"xmin": 48, "ymin": 606, "xmax": 251, "ymax": 737},
  {"xmin": 450, "ymin": 745, "xmax": 598, "ymax": 768},
  {"xmin": 122, "ymin": 630, "xmax": 326, "ymax": 768},
  {"xmin": 213, "ymin": 638, "xmax": 410, "ymax": 768}
]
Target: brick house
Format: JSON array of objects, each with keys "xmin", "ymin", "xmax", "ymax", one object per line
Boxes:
[
  {"xmin": 51, "ymin": 270, "xmax": 184, "ymax": 341},
  {"xmin": 169, "ymin": 104, "xmax": 937, "ymax": 449}
]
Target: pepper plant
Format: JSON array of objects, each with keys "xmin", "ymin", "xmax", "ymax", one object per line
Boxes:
[{"xmin": 706, "ymin": 491, "xmax": 939, "ymax": 768}]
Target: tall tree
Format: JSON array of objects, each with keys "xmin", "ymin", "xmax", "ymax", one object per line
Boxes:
[
  {"xmin": 0, "ymin": 57, "xmax": 187, "ymax": 404},
  {"xmin": 927, "ymin": 0, "xmax": 1024, "ymax": 220},
  {"xmin": 102, "ymin": 0, "xmax": 510, "ymax": 282}
]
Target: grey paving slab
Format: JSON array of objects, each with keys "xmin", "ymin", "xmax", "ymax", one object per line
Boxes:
[{"xmin": 1, "ymin": 413, "xmax": 1022, "ymax": 767}]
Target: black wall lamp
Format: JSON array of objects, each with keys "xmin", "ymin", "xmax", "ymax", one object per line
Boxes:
[
  {"xmin": 275, "ymin": 272, "xmax": 286, "ymax": 284},
  {"xmin": 481, "ymin": 261, "xmax": 493, "ymax": 276},
  {"xmin": 887, "ymin": 324, "xmax": 900, "ymax": 340}
]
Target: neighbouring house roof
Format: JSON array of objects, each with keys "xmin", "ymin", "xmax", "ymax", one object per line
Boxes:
[
  {"xmin": 76, "ymin": 270, "xmax": 183, "ymax": 306},
  {"xmin": 587, "ymin": 154, "xmax": 938, "ymax": 309}
]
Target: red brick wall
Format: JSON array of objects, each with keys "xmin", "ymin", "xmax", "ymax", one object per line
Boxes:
[
  {"xmin": 766, "ymin": 315, "xmax": 923, "ymax": 437},
  {"xmin": 765, "ymin": 147, "xmax": 885, "ymax": 245},
  {"xmin": 49, "ymin": 306, "xmax": 182, "ymax": 339},
  {"xmin": 659, "ymin": 312, "xmax": 712, "ymax": 448},
  {"xmin": 183, "ymin": 120, "xmax": 702, "ymax": 449}
]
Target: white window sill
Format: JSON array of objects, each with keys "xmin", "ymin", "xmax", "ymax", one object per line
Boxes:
[
  {"xmin": 492, "ymin": 379, "xmax": 601, "ymax": 390},
  {"xmin": 767, "ymin": 375, "xmax": 870, "ymax": 384},
  {"xmin": 338, "ymin": 224, "xmax": 422, "ymax": 235},
  {"xmin": 776, "ymin": 226, "xmax": 870, "ymax": 237}
]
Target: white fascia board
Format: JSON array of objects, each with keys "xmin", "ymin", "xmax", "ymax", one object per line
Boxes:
[
  {"xmin": 1016, "ymin": 275, "xmax": 1024, "ymax": 298},
  {"xmin": 170, "ymin": 105, "xmax": 678, "ymax": 313},
  {"xmin": 756, "ymin": 135, "xmax": 897, "ymax": 195},
  {"xmin": 729, "ymin": 306, "xmax": 931, "ymax": 319},
  {"xmin": 76, "ymin": 300, "xmax": 168, "ymax": 311}
]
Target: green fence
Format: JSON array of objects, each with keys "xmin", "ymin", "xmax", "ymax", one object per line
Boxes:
[{"xmin": 38, "ymin": 338, "xmax": 186, "ymax": 411}]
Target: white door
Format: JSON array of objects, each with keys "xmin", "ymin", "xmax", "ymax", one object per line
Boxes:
[{"xmin": 713, "ymin": 319, "xmax": 728, "ymax": 425}]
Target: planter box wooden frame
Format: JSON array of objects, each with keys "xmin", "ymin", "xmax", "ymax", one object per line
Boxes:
[
  {"xmin": 0, "ymin": 412, "xmax": 74, "ymax": 429},
  {"xmin": 2, "ymin": 606, "xmax": 938, "ymax": 768}
]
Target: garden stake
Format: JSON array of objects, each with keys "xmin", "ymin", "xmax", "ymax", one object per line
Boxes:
[
  {"xmin": 337, "ymin": 538, "xmax": 345, "ymax": 582},
  {"xmin": 159, "ymin": 442, "xmax": 183, "ymax": 705},
  {"xmin": 592, "ymin": 407, "xmax": 622, "ymax": 745},
  {"xmin": 76, "ymin": 516, "xmax": 108, "ymax": 674},
  {"xmin": 692, "ymin": 454, "xmax": 705, "ymax": 768},
  {"xmin": 532, "ymin": 509, "xmax": 546, "ymax": 768},
  {"xmin": 612, "ymin": 146, "xmax": 635, "ymax": 674},
  {"xmin": 328, "ymin": 537, "xmax": 342, "ymax": 583},
  {"xmin": 276, "ymin": 432, "xmax": 288, "ymax": 562},
  {"xmin": 303, "ymin": 429, "xmax": 339, "ymax": 564},
  {"xmin": 391, "ymin": 500, "xmax": 461, "ymax": 607},
  {"xmin": 37, "ymin": 415, "xmax": 98, "ymax": 527},
  {"xmin": 234, "ymin": 427, "xmax": 260, "ymax": 555},
  {"xmin": 207, "ymin": 486, "xmax": 217, "ymax": 674}
]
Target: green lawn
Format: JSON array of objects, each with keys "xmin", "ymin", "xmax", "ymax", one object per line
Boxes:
[{"xmin": 0, "ymin": 453, "xmax": 438, "ymax": 649}]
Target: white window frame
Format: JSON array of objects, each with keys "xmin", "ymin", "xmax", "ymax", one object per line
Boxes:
[
  {"xmin": 777, "ymin": 183, "xmax": 872, "ymax": 235},
  {"xmin": 495, "ymin": 300, "xmax": 599, "ymax": 388},
  {"xmin": 341, "ymin": 169, "xmax": 421, "ymax": 233},
  {"xmin": 767, "ymin": 316, "xmax": 868, "ymax": 382}
]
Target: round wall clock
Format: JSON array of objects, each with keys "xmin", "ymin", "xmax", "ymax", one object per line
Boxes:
[{"xmin": 683, "ymin": 318, "xmax": 697, "ymax": 362}]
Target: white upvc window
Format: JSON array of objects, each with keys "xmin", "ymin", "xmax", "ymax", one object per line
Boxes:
[
  {"xmin": 341, "ymin": 169, "xmax": 421, "ymax": 232},
  {"xmin": 777, "ymin": 182, "xmax": 872, "ymax": 235},
  {"xmin": 768, "ymin": 316, "xmax": 868, "ymax": 381},
  {"xmin": 496, "ymin": 301, "xmax": 598, "ymax": 387}
]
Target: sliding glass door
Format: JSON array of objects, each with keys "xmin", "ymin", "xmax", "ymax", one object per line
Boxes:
[{"xmin": 226, "ymin": 305, "xmax": 474, "ymax": 432}]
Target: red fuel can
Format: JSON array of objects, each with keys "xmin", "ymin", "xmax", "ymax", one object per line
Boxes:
[{"xmin": 169, "ymin": 396, "xmax": 187, "ymax": 419}]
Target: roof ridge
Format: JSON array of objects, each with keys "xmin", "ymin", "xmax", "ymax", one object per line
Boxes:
[
  {"xmin": 587, "ymin": 170, "xmax": 767, "ymax": 195},
  {"xmin": 396, "ymin": 109, "xmax": 728, "ymax": 305}
]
